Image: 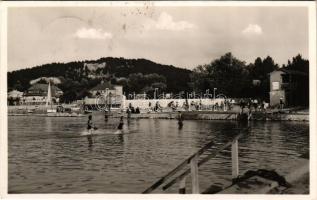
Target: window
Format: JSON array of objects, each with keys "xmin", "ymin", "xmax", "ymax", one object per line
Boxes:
[{"xmin": 272, "ymin": 82, "xmax": 280, "ymax": 90}]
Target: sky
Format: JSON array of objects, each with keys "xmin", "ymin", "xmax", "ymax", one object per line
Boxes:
[{"xmin": 8, "ymin": 6, "xmax": 309, "ymax": 71}]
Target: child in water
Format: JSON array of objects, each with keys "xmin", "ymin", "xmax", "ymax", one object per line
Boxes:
[{"xmin": 87, "ymin": 115, "xmax": 94, "ymax": 147}]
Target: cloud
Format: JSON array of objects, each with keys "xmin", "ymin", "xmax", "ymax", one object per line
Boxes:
[
  {"xmin": 145, "ymin": 12, "xmax": 196, "ymax": 31},
  {"xmin": 74, "ymin": 27, "xmax": 112, "ymax": 39},
  {"xmin": 242, "ymin": 24, "xmax": 263, "ymax": 35}
]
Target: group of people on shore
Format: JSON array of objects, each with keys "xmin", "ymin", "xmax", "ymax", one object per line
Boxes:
[
  {"xmin": 134, "ymin": 99, "xmax": 236, "ymax": 113},
  {"xmin": 127, "ymin": 103, "xmax": 141, "ymax": 114},
  {"xmin": 239, "ymin": 98, "xmax": 269, "ymax": 114}
]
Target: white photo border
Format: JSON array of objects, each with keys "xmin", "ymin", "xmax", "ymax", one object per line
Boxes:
[{"xmin": 0, "ymin": 1, "xmax": 316, "ymax": 200}]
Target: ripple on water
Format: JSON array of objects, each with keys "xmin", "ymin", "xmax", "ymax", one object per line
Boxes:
[{"xmin": 8, "ymin": 116, "xmax": 309, "ymax": 193}]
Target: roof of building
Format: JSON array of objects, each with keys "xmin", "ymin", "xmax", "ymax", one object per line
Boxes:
[
  {"xmin": 24, "ymin": 83, "xmax": 63, "ymax": 97},
  {"xmin": 90, "ymin": 81, "xmax": 115, "ymax": 91},
  {"xmin": 270, "ymin": 68, "xmax": 308, "ymax": 76},
  {"xmin": 8, "ymin": 90, "xmax": 23, "ymax": 98},
  {"xmin": 8, "ymin": 90, "xmax": 23, "ymax": 94}
]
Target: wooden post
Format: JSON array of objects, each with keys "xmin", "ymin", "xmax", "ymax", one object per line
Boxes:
[
  {"xmin": 190, "ymin": 155, "xmax": 199, "ymax": 194},
  {"xmin": 231, "ymin": 139, "xmax": 239, "ymax": 179},
  {"xmin": 178, "ymin": 177, "xmax": 186, "ymax": 194}
]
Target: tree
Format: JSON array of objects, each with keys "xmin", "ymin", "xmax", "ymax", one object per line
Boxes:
[
  {"xmin": 127, "ymin": 73, "xmax": 145, "ymax": 93},
  {"xmin": 285, "ymin": 54, "xmax": 309, "ymax": 73},
  {"xmin": 190, "ymin": 52, "xmax": 250, "ymax": 97},
  {"xmin": 8, "ymin": 57, "xmax": 191, "ymax": 99},
  {"xmin": 247, "ymin": 56, "xmax": 279, "ymax": 100},
  {"xmin": 126, "ymin": 73, "xmax": 168, "ymax": 94},
  {"xmin": 284, "ymin": 54, "xmax": 309, "ymax": 106},
  {"xmin": 190, "ymin": 65, "xmax": 211, "ymax": 93},
  {"xmin": 144, "ymin": 73, "xmax": 166, "ymax": 85},
  {"xmin": 151, "ymin": 82, "xmax": 167, "ymax": 91},
  {"xmin": 249, "ymin": 56, "xmax": 278, "ymax": 81},
  {"xmin": 262, "ymin": 56, "xmax": 279, "ymax": 75}
]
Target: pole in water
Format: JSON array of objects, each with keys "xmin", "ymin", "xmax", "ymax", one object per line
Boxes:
[
  {"xmin": 231, "ymin": 139, "xmax": 239, "ymax": 180},
  {"xmin": 190, "ymin": 155, "xmax": 199, "ymax": 194}
]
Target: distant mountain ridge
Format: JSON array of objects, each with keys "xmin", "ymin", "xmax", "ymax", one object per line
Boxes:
[{"xmin": 8, "ymin": 57, "xmax": 192, "ymax": 102}]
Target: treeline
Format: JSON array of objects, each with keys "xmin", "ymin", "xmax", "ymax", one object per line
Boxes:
[
  {"xmin": 8, "ymin": 57, "xmax": 191, "ymax": 103},
  {"xmin": 8, "ymin": 54, "xmax": 308, "ymax": 103},
  {"xmin": 190, "ymin": 53, "xmax": 309, "ymax": 100}
]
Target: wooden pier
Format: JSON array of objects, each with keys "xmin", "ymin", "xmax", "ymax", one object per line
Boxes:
[
  {"xmin": 143, "ymin": 128, "xmax": 246, "ymax": 194},
  {"xmin": 142, "ymin": 127, "xmax": 309, "ymax": 194},
  {"xmin": 218, "ymin": 157, "xmax": 308, "ymax": 194}
]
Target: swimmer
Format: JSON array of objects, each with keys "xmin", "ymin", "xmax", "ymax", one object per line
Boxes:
[{"xmin": 87, "ymin": 115, "xmax": 94, "ymax": 147}]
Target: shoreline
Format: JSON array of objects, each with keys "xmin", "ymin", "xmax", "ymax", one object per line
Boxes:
[
  {"xmin": 126, "ymin": 111, "xmax": 309, "ymax": 121},
  {"xmin": 8, "ymin": 110, "xmax": 309, "ymax": 121}
]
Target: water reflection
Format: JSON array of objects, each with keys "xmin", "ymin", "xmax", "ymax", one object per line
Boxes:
[
  {"xmin": 45, "ymin": 117, "xmax": 52, "ymax": 133},
  {"xmin": 116, "ymin": 134, "xmax": 124, "ymax": 143}
]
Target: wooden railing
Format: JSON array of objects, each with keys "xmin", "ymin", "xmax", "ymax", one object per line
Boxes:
[{"xmin": 142, "ymin": 128, "xmax": 248, "ymax": 194}]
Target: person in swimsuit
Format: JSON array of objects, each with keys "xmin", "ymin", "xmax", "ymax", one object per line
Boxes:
[
  {"xmin": 87, "ymin": 115, "xmax": 94, "ymax": 147},
  {"xmin": 177, "ymin": 111, "xmax": 183, "ymax": 130}
]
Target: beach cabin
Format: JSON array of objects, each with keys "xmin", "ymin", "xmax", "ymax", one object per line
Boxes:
[{"xmin": 269, "ymin": 69, "xmax": 308, "ymax": 107}]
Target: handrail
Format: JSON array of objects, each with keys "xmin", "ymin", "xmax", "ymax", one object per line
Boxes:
[
  {"xmin": 162, "ymin": 132, "xmax": 243, "ymax": 191},
  {"xmin": 142, "ymin": 127, "xmax": 248, "ymax": 194},
  {"xmin": 142, "ymin": 139, "xmax": 216, "ymax": 193}
]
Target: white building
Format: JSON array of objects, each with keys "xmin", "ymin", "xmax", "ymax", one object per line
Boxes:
[
  {"xmin": 8, "ymin": 90, "xmax": 23, "ymax": 99},
  {"xmin": 84, "ymin": 81, "xmax": 124, "ymax": 109},
  {"xmin": 7, "ymin": 90, "xmax": 24, "ymax": 105},
  {"xmin": 22, "ymin": 83, "xmax": 63, "ymax": 105}
]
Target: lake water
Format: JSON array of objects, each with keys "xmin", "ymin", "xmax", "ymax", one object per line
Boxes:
[{"xmin": 8, "ymin": 114, "xmax": 309, "ymax": 193}]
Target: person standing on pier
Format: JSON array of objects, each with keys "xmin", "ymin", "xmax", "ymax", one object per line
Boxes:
[
  {"xmin": 280, "ymin": 98, "xmax": 284, "ymax": 110},
  {"xmin": 239, "ymin": 99, "xmax": 246, "ymax": 113},
  {"xmin": 87, "ymin": 115, "xmax": 94, "ymax": 147}
]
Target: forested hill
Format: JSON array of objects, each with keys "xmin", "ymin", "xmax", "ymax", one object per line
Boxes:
[
  {"xmin": 8, "ymin": 57, "xmax": 192, "ymax": 102},
  {"xmin": 8, "ymin": 53, "xmax": 308, "ymax": 104}
]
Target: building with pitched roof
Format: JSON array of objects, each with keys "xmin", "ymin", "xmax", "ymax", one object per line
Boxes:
[
  {"xmin": 84, "ymin": 81, "xmax": 123, "ymax": 110},
  {"xmin": 22, "ymin": 83, "xmax": 63, "ymax": 105}
]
